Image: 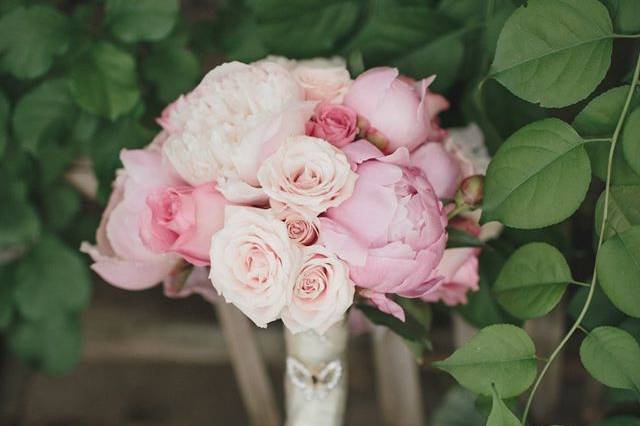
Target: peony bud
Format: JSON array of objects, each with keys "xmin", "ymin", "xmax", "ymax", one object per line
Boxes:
[{"xmin": 455, "ymin": 175, "xmax": 484, "ymax": 206}]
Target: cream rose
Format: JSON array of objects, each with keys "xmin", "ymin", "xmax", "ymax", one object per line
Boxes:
[
  {"xmin": 281, "ymin": 245, "xmax": 355, "ymax": 334},
  {"xmin": 255, "ymin": 56, "xmax": 351, "ymax": 103},
  {"xmin": 209, "ymin": 206, "xmax": 302, "ymax": 327},
  {"xmin": 257, "ymin": 135, "xmax": 357, "ymax": 217},
  {"xmin": 161, "ymin": 61, "xmax": 312, "ymax": 203}
]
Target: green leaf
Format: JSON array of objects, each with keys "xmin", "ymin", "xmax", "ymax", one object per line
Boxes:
[
  {"xmin": 573, "ymin": 85, "xmax": 640, "ymax": 185},
  {"xmin": 490, "ymin": 0, "xmax": 613, "ymax": 107},
  {"xmin": 212, "ymin": 3, "xmax": 268, "ymax": 62},
  {"xmin": 493, "ymin": 243, "xmax": 570, "ymax": 319},
  {"xmin": 487, "ymin": 386, "xmax": 523, "ymax": 426},
  {"xmin": 0, "ymin": 90, "xmax": 8, "ymax": 157},
  {"xmin": 0, "ymin": 180, "xmax": 40, "ymax": 249},
  {"xmin": 603, "ymin": 0, "xmax": 640, "ymax": 34},
  {"xmin": 70, "ymin": 42, "xmax": 140, "ymax": 120},
  {"xmin": 620, "ymin": 319, "xmax": 640, "ymax": 344},
  {"xmin": 595, "ymin": 185, "xmax": 640, "ymax": 240},
  {"xmin": 438, "ymin": 0, "xmax": 515, "ymax": 23},
  {"xmin": 248, "ymin": 0, "xmax": 360, "ymax": 58},
  {"xmin": 434, "ymin": 324, "xmax": 537, "ymax": 397},
  {"xmin": 91, "ymin": 117, "xmax": 153, "ymax": 203},
  {"xmin": 622, "ymin": 108, "xmax": 640, "ymax": 175},
  {"xmin": 431, "ymin": 387, "xmax": 484, "ymax": 426},
  {"xmin": 42, "ymin": 184, "xmax": 81, "ymax": 232},
  {"xmin": 0, "ymin": 5, "xmax": 70, "ymax": 79},
  {"xmin": 597, "ymin": 225, "xmax": 640, "ymax": 318},
  {"xmin": 357, "ymin": 303, "xmax": 432, "ymax": 354},
  {"xmin": 580, "ymin": 326, "xmax": 640, "ymax": 393},
  {"xmin": 0, "ymin": 265, "xmax": 15, "ymax": 330},
  {"xmin": 105, "ymin": 0, "xmax": 178, "ymax": 42},
  {"xmin": 569, "ymin": 287, "xmax": 626, "ymax": 331},
  {"xmin": 143, "ymin": 42, "xmax": 200, "ymax": 103},
  {"xmin": 12, "ymin": 79, "xmax": 76, "ymax": 154},
  {"xmin": 346, "ymin": 1, "xmax": 462, "ymax": 91},
  {"xmin": 458, "ymin": 249, "xmax": 520, "ymax": 328},
  {"xmin": 9, "ymin": 312, "xmax": 82, "ymax": 375},
  {"xmin": 14, "ymin": 235, "xmax": 91, "ymax": 321},
  {"xmin": 482, "ymin": 118, "xmax": 591, "ymax": 229}
]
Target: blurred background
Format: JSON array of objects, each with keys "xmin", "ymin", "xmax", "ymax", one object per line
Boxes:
[{"xmin": 1, "ymin": 0, "xmax": 639, "ymax": 425}]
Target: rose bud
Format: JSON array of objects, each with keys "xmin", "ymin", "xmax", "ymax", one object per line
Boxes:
[{"xmin": 455, "ymin": 175, "xmax": 484, "ymax": 206}]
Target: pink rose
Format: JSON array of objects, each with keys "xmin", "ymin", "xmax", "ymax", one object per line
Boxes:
[
  {"xmin": 320, "ymin": 140, "xmax": 448, "ymax": 320},
  {"xmin": 274, "ymin": 206, "xmax": 320, "ymax": 246},
  {"xmin": 81, "ymin": 135, "xmax": 182, "ymax": 290},
  {"xmin": 281, "ymin": 245, "xmax": 355, "ymax": 334},
  {"xmin": 140, "ymin": 182, "xmax": 231, "ymax": 266},
  {"xmin": 306, "ymin": 102, "xmax": 358, "ymax": 148},
  {"xmin": 343, "ymin": 67, "xmax": 449, "ymax": 154},
  {"xmin": 422, "ymin": 248, "xmax": 480, "ymax": 306}
]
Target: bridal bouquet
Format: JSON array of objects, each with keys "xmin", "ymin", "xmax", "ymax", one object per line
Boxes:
[
  {"xmin": 82, "ymin": 56, "xmax": 486, "ymax": 327},
  {"xmin": 81, "ymin": 55, "xmax": 488, "ymax": 424}
]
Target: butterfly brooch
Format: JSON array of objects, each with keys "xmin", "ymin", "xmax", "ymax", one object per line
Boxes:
[{"xmin": 286, "ymin": 357, "xmax": 343, "ymax": 400}]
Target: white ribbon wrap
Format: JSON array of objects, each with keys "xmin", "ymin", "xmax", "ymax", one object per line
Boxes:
[{"xmin": 284, "ymin": 321, "xmax": 348, "ymax": 426}]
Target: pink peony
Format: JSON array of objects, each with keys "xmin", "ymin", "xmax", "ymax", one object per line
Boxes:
[
  {"xmin": 343, "ymin": 67, "xmax": 449, "ymax": 154},
  {"xmin": 81, "ymin": 134, "xmax": 182, "ymax": 290},
  {"xmin": 141, "ymin": 182, "xmax": 230, "ymax": 266},
  {"xmin": 422, "ymin": 248, "xmax": 480, "ymax": 306},
  {"xmin": 306, "ymin": 102, "xmax": 358, "ymax": 148},
  {"xmin": 319, "ymin": 140, "xmax": 448, "ymax": 320}
]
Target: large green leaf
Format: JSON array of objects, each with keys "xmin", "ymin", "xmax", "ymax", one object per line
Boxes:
[
  {"xmin": 42, "ymin": 184, "xmax": 81, "ymax": 232},
  {"xmin": 491, "ymin": 0, "xmax": 613, "ymax": 107},
  {"xmin": 458, "ymin": 248, "xmax": 520, "ymax": 328},
  {"xmin": 248, "ymin": 0, "xmax": 360, "ymax": 58},
  {"xmin": 143, "ymin": 42, "xmax": 200, "ymax": 103},
  {"xmin": 487, "ymin": 386, "xmax": 523, "ymax": 426},
  {"xmin": 0, "ymin": 265, "xmax": 15, "ymax": 330},
  {"xmin": 595, "ymin": 418, "xmax": 640, "ymax": 426},
  {"xmin": 482, "ymin": 118, "xmax": 591, "ymax": 229},
  {"xmin": 622, "ymin": 108, "xmax": 640, "ymax": 175},
  {"xmin": 595, "ymin": 185, "xmax": 640, "ymax": 240},
  {"xmin": 14, "ymin": 235, "xmax": 91, "ymax": 321},
  {"xmin": 345, "ymin": 1, "xmax": 462, "ymax": 91},
  {"xmin": 70, "ymin": 42, "xmax": 140, "ymax": 120},
  {"xmin": 493, "ymin": 243, "xmax": 571, "ymax": 320},
  {"xmin": 12, "ymin": 79, "xmax": 76, "ymax": 154},
  {"xmin": 573, "ymin": 86, "xmax": 640, "ymax": 185},
  {"xmin": 597, "ymin": 225, "xmax": 640, "ymax": 317},
  {"xmin": 0, "ymin": 180, "xmax": 40, "ymax": 249},
  {"xmin": 580, "ymin": 326, "xmax": 640, "ymax": 393},
  {"xmin": 431, "ymin": 387, "xmax": 484, "ymax": 426},
  {"xmin": 0, "ymin": 5, "xmax": 70, "ymax": 79},
  {"xmin": 603, "ymin": 0, "xmax": 640, "ymax": 34},
  {"xmin": 106, "ymin": 0, "xmax": 178, "ymax": 42},
  {"xmin": 434, "ymin": 324, "xmax": 537, "ymax": 397},
  {"xmin": 8, "ymin": 312, "xmax": 82, "ymax": 375}
]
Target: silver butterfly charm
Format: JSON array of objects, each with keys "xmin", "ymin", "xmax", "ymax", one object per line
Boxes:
[{"xmin": 286, "ymin": 356, "xmax": 343, "ymax": 400}]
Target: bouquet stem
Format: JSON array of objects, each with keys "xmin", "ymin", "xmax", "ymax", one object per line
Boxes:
[{"xmin": 284, "ymin": 321, "xmax": 349, "ymax": 426}]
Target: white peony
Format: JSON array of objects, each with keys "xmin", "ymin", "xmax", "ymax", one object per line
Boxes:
[
  {"xmin": 209, "ymin": 206, "xmax": 302, "ymax": 327},
  {"xmin": 257, "ymin": 135, "xmax": 357, "ymax": 217},
  {"xmin": 281, "ymin": 245, "xmax": 355, "ymax": 334},
  {"xmin": 160, "ymin": 61, "xmax": 313, "ymax": 203}
]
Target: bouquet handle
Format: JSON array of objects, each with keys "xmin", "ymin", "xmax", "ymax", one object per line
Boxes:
[{"xmin": 284, "ymin": 321, "xmax": 349, "ymax": 426}]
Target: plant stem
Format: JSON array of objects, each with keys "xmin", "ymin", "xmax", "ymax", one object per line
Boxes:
[
  {"xmin": 582, "ymin": 138, "xmax": 612, "ymax": 144},
  {"xmin": 615, "ymin": 33, "xmax": 640, "ymax": 39},
  {"xmin": 521, "ymin": 50, "xmax": 640, "ymax": 424},
  {"xmin": 570, "ymin": 280, "xmax": 591, "ymax": 288}
]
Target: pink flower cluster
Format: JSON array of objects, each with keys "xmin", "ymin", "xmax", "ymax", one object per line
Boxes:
[{"xmin": 82, "ymin": 57, "xmax": 484, "ymax": 333}]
